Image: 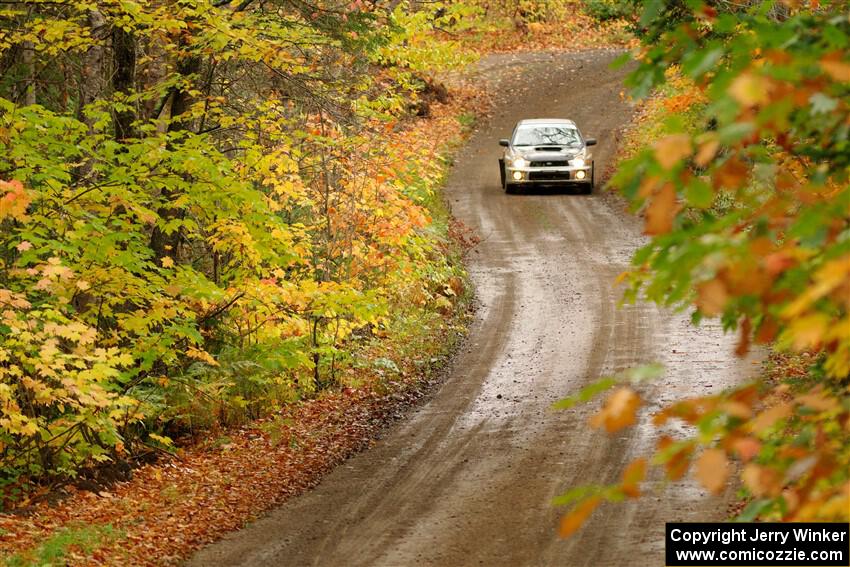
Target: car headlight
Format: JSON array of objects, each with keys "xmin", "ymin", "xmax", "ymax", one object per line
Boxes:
[
  {"xmin": 570, "ymin": 158, "xmax": 586, "ymax": 167},
  {"xmin": 511, "ymin": 157, "xmax": 528, "ymax": 168}
]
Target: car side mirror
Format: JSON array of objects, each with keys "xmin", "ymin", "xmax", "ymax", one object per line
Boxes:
[
  {"xmin": 585, "ymin": 138, "xmax": 597, "ymax": 146},
  {"xmin": 499, "ymin": 139, "xmax": 510, "ymax": 147}
]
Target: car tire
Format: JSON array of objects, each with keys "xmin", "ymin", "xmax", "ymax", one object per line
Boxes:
[
  {"xmin": 581, "ymin": 165, "xmax": 595, "ymax": 195},
  {"xmin": 499, "ymin": 158, "xmax": 506, "ymax": 189},
  {"xmin": 505, "ymin": 183, "xmax": 516, "ymax": 194}
]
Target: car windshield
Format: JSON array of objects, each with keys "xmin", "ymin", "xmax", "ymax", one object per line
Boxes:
[{"xmin": 513, "ymin": 125, "xmax": 582, "ymax": 147}]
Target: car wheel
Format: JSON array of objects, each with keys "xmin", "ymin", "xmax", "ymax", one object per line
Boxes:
[
  {"xmin": 499, "ymin": 158, "xmax": 506, "ymax": 189},
  {"xmin": 582, "ymin": 165, "xmax": 595, "ymax": 194}
]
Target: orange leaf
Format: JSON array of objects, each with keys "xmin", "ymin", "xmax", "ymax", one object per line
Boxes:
[
  {"xmin": 658, "ymin": 436, "xmax": 694, "ymax": 481},
  {"xmin": 654, "ymin": 134, "xmax": 692, "ymax": 170},
  {"xmin": 795, "ymin": 388, "xmax": 840, "ymax": 413},
  {"xmin": 764, "ymin": 251, "xmax": 796, "ymax": 275},
  {"xmin": 694, "ymin": 448, "xmax": 729, "ymax": 494},
  {"xmin": 732, "ymin": 437, "xmax": 762, "ymax": 462},
  {"xmin": 590, "ymin": 387, "xmax": 641, "ymax": 433},
  {"xmin": 0, "ymin": 180, "xmax": 31, "ymax": 221},
  {"xmin": 720, "ymin": 400, "xmax": 752, "ymax": 420},
  {"xmin": 735, "ymin": 316, "xmax": 752, "ymax": 357},
  {"xmin": 559, "ymin": 496, "xmax": 601, "ymax": 538},
  {"xmin": 694, "ymin": 138, "xmax": 720, "ymax": 167},
  {"xmin": 755, "ymin": 316, "xmax": 779, "ymax": 344},
  {"xmin": 820, "ymin": 53, "xmax": 850, "ymax": 82},
  {"xmin": 644, "ymin": 183, "xmax": 678, "ymax": 236},
  {"xmin": 750, "ymin": 403, "xmax": 791, "ymax": 435},
  {"xmin": 713, "ymin": 157, "xmax": 749, "ymax": 189},
  {"xmin": 621, "ymin": 458, "xmax": 647, "ymax": 498},
  {"xmin": 742, "ymin": 463, "xmax": 783, "ymax": 497},
  {"xmin": 696, "ymin": 279, "xmax": 728, "ymax": 316}
]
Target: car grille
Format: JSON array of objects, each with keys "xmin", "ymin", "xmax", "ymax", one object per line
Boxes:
[
  {"xmin": 529, "ymin": 160, "xmax": 570, "ymax": 167},
  {"xmin": 528, "ymin": 171, "xmax": 572, "ymax": 181}
]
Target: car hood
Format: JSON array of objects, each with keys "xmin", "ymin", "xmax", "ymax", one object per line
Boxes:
[{"xmin": 512, "ymin": 147, "xmax": 584, "ymax": 160}]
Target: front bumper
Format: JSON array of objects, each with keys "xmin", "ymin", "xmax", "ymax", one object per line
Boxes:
[{"xmin": 505, "ymin": 164, "xmax": 592, "ymax": 184}]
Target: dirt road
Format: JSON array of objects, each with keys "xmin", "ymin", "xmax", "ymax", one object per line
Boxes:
[{"xmin": 188, "ymin": 50, "xmax": 756, "ymax": 567}]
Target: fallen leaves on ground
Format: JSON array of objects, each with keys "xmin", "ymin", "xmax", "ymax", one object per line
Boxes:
[{"xmin": 0, "ymin": 343, "xmax": 457, "ymax": 565}]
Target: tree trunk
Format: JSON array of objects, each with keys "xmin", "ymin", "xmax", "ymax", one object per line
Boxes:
[
  {"xmin": 22, "ymin": 41, "xmax": 36, "ymax": 106},
  {"xmin": 112, "ymin": 26, "xmax": 136, "ymax": 140},
  {"xmin": 149, "ymin": 51, "xmax": 202, "ymax": 261},
  {"xmin": 80, "ymin": 10, "xmax": 107, "ymax": 119}
]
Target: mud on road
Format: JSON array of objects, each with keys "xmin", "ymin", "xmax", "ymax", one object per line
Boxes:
[{"xmin": 188, "ymin": 50, "xmax": 758, "ymax": 567}]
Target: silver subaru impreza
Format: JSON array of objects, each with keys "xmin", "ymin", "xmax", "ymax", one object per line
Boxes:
[{"xmin": 498, "ymin": 118, "xmax": 596, "ymax": 194}]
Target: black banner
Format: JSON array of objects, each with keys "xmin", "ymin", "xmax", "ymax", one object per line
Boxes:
[{"xmin": 666, "ymin": 522, "xmax": 850, "ymax": 566}]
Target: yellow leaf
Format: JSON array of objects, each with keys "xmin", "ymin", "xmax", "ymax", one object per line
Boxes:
[
  {"xmin": 783, "ymin": 256, "xmax": 850, "ymax": 318},
  {"xmin": 786, "ymin": 313, "xmax": 829, "ymax": 350},
  {"xmin": 186, "ymin": 346, "xmax": 218, "ymax": 366},
  {"xmin": 729, "ymin": 72, "xmax": 771, "ymax": 107},
  {"xmin": 654, "ymin": 134, "xmax": 692, "ymax": 170},
  {"xmin": 694, "ymin": 448, "xmax": 729, "ymax": 495},
  {"xmin": 21, "ymin": 420, "xmax": 39, "ymax": 436},
  {"xmin": 559, "ymin": 496, "xmax": 601, "ymax": 538},
  {"xmin": 161, "ymin": 256, "xmax": 175, "ymax": 268},
  {"xmin": 590, "ymin": 387, "xmax": 641, "ymax": 433}
]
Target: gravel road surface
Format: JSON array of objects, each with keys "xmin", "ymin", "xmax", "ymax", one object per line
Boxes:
[{"xmin": 188, "ymin": 50, "xmax": 756, "ymax": 567}]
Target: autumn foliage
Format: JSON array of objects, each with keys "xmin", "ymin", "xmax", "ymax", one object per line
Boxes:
[
  {"xmin": 558, "ymin": 0, "xmax": 849, "ymax": 532},
  {"xmin": 0, "ymin": 0, "xmax": 476, "ymax": 505}
]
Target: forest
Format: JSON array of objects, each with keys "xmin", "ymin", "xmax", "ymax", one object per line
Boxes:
[{"xmin": 0, "ymin": 0, "xmax": 848, "ymax": 565}]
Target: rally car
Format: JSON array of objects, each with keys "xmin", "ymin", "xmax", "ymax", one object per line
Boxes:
[{"xmin": 498, "ymin": 119, "xmax": 596, "ymax": 194}]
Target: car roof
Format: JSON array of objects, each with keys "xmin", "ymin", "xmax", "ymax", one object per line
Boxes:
[{"xmin": 516, "ymin": 118, "xmax": 576, "ymax": 126}]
